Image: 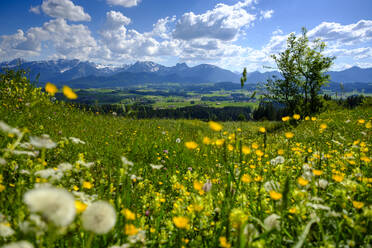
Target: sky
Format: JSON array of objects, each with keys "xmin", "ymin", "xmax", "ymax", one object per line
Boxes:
[{"xmin": 0, "ymin": 0, "xmax": 372, "ymax": 72}]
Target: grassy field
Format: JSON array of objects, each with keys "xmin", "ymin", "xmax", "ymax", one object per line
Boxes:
[{"xmin": 0, "ymin": 72, "xmax": 371, "ymax": 247}]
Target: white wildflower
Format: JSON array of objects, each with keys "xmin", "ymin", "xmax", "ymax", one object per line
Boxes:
[
  {"xmin": 175, "ymin": 138, "xmax": 181, "ymax": 143},
  {"xmin": 345, "ymin": 119, "xmax": 351, "ymax": 123},
  {"xmin": 0, "ymin": 223, "xmax": 15, "ymax": 237},
  {"xmin": 331, "ymin": 140, "xmax": 342, "ymax": 146},
  {"xmin": 77, "ymin": 160, "xmax": 94, "ymax": 168},
  {"xmin": 264, "ymin": 180, "xmax": 280, "ymax": 193},
  {"xmin": 150, "ymin": 164, "xmax": 163, "ymax": 170},
  {"xmin": 34, "ymin": 169, "xmax": 63, "ymax": 181},
  {"xmin": 0, "ymin": 158, "xmax": 6, "ymax": 165},
  {"xmin": 109, "ymin": 244, "xmax": 130, "ymax": 248},
  {"xmin": 19, "ymin": 142, "xmax": 33, "ymax": 149},
  {"xmin": 82, "ymin": 201, "xmax": 116, "ymax": 234},
  {"xmin": 19, "ymin": 214, "xmax": 47, "ymax": 235},
  {"xmin": 5, "ymin": 150, "xmax": 39, "ymax": 157},
  {"xmin": 1, "ymin": 241, "xmax": 34, "ymax": 248},
  {"xmin": 316, "ymin": 179, "xmax": 329, "ymax": 189},
  {"xmin": 58, "ymin": 163, "xmax": 72, "ymax": 172},
  {"xmin": 128, "ymin": 230, "xmax": 146, "ymax": 244},
  {"xmin": 264, "ymin": 214, "xmax": 280, "ymax": 231},
  {"xmin": 302, "ymin": 163, "xmax": 311, "ymax": 171},
  {"xmin": 0, "ymin": 121, "xmax": 21, "ymax": 137},
  {"xmin": 20, "ymin": 170, "xmax": 30, "ymax": 175},
  {"xmin": 72, "ymin": 191, "xmax": 97, "ymax": 205},
  {"xmin": 306, "ymin": 203, "xmax": 330, "ymax": 211},
  {"xmin": 23, "ymin": 187, "xmax": 76, "ymax": 227},
  {"xmin": 69, "ymin": 137, "xmax": 85, "ymax": 144},
  {"xmin": 270, "ymin": 156, "xmax": 285, "ymax": 166},
  {"xmin": 243, "ymin": 223, "xmax": 258, "ymax": 242},
  {"xmin": 29, "ymin": 135, "xmax": 56, "ymax": 149},
  {"xmin": 130, "ymin": 175, "xmax": 142, "ymax": 181},
  {"xmin": 202, "ymin": 180, "xmax": 212, "ymax": 193},
  {"xmin": 121, "ymin": 156, "xmax": 133, "ymax": 167}
]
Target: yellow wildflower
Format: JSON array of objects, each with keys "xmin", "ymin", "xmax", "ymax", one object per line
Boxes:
[
  {"xmin": 352, "ymin": 201, "xmax": 364, "ymax": 209},
  {"xmin": 242, "ymin": 145, "xmax": 251, "ymax": 154},
  {"xmin": 305, "ymin": 116, "xmax": 310, "ymax": 121},
  {"xmin": 203, "ymin": 137, "xmax": 211, "ymax": 145},
  {"xmin": 82, "ymin": 181, "xmax": 93, "ymax": 189},
  {"xmin": 62, "ymin": 86, "xmax": 78, "ymax": 99},
  {"xmin": 75, "ymin": 201, "xmax": 87, "ymax": 213},
  {"xmin": 125, "ymin": 224, "xmax": 139, "ymax": 235},
  {"xmin": 269, "ymin": 191, "xmax": 282, "ymax": 200},
  {"xmin": 45, "ymin": 82, "xmax": 57, "ymax": 96},
  {"xmin": 312, "ymin": 170, "xmax": 323, "ymax": 176},
  {"xmin": 332, "ymin": 174, "xmax": 344, "ymax": 182},
  {"xmin": 122, "ymin": 209, "xmax": 136, "ymax": 220},
  {"xmin": 311, "ymin": 117, "xmax": 317, "ymax": 121},
  {"xmin": 293, "ymin": 114, "xmax": 300, "ymax": 120},
  {"xmin": 285, "ymin": 132, "xmax": 294, "ymax": 139},
  {"xmin": 357, "ymin": 119, "xmax": 365, "ymax": 124},
  {"xmin": 255, "ymin": 150, "xmax": 264, "ymax": 157},
  {"xmin": 193, "ymin": 181, "xmax": 203, "ymax": 191},
  {"xmin": 259, "ymin": 127, "xmax": 266, "ymax": 133},
  {"xmin": 215, "ymin": 139, "xmax": 225, "ymax": 146},
  {"xmin": 227, "ymin": 144, "xmax": 234, "ymax": 151},
  {"xmin": 277, "ymin": 149, "xmax": 284, "ymax": 155},
  {"xmin": 241, "ymin": 174, "xmax": 251, "ymax": 183},
  {"xmin": 209, "ymin": 121, "xmax": 222, "ymax": 131},
  {"xmin": 173, "ymin": 216, "xmax": 189, "ymax": 229},
  {"xmin": 219, "ymin": 237, "xmax": 231, "ymax": 248},
  {"xmin": 282, "ymin": 116, "xmax": 290, "ymax": 122},
  {"xmin": 298, "ymin": 177, "xmax": 309, "ymax": 186},
  {"xmin": 185, "ymin": 141, "xmax": 198, "ymax": 150},
  {"xmin": 366, "ymin": 122, "xmax": 371, "ymax": 129},
  {"xmin": 320, "ymin": 123, "xmax": 327, "ymax": 130}
]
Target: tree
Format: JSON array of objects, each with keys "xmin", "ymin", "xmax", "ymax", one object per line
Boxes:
[{"xmin": 264, "ymin": 28, "xmax": 335, "ymax": 115}]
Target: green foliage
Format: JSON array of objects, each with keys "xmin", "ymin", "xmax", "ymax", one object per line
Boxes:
[{"xmin": 264, "ymin": 28, "xmax": 335, "ymax": 115}]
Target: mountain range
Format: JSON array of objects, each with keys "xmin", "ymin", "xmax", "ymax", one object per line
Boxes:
[{"xmin": 1, "ymin": 58, "xmax": 372, "ymax": 88}]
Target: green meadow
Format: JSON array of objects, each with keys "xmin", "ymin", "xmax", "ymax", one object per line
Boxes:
[{"xmin": 0, "ymin": 71, "xmax": 371, "ymax": 247}]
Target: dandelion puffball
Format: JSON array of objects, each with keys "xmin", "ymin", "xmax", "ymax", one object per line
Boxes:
[
  {"xmin": 82, "ymin": 201, "xmax": 116, "ymax": 234},
  {"xmin": 23, "ymin": 187, "xmax": 76, "ymax": 227},
  {"xmin": 1, "ymin": 240, "xmax": 34, "ymax": 248}
]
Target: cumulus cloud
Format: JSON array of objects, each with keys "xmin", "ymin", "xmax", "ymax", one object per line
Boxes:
[
  {"xmin": 107, "ymin": 0, "xmax": 141, "ymax": 8},
  {"xmin": 29, "ymin": 5, "xmax": 41, "ymax": 14},
  {"xmin": 0, "ymin": 19, "xmax": 97, "ymax": 61},
  {"xmin": 260, "ymin": 10, "xmax": 274, "ymax": 20},
  {"xmin": 40, "ymin": 0, "xmax": 91, "ymax": 22},
  {"xmin": 308, "ymin": 20, "xmax": 372, "ymax": 44},
  {"xmin": 173, "ymin": 1, "xmax": 256, "ymax": 41}
]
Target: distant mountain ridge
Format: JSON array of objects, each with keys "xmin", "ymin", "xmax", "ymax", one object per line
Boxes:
[{"xmin": 1, "ymin": 58, "xmax": 372, "ymax": 88}]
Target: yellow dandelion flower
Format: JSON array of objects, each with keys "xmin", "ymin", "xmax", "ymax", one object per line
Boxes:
[
  {"xmin": 311, "ymin": 117, "xmax": 317, "ymax": 121},
  {"xmin": 82, "ymin": 181, "xmax": 93, "ymax": 189},
  {"xmin": 305, "ymin": 116, "xmax": 310, "ymax": 121},
  {"xmin": 312, "ymin": 170, "xmax": 323, "ymax": 176},
  {"xmin": 298, "ymin": 177, "xmax": 309, "ymax": 186},
  {"xmin": 282, "ymin": 116, "xmax": 290, "ymax": 122},
  {"xmin": 75, "ymin": 201, "xmax": 87, "ymax": 213},
  {"xmin": 293, "ymin": 114, "xmax": 300, "ymax": 120},
  {"xmin": 237, "ymin": 128, "xmax": 242, "ymax": 132},
  {"xmin": 193, "ymin": 181, "xmax": 203, "ymax": 191},
  {"xmin": 227, "ymin": 144, "xmax": 234, "ymax": 151},
  {"xmin": 269, "ymin": 190, "xmax": 282, "ymax": 200},
  {"xmin": 45, "ymin": 82, "xmax": 58, "ymax": 96},
  {"xmin": 219, "ymin": 237, "xmax": 231, "ymax": 248},
  {"xmin": 125, "ymin": 224, "xmax": 139, "ymax": 235},
  {"xmin": 0, "ymin": 184, "xmax": 5, "ymax": 192},
  {"xmin": 259, "ymin": 127, "xmax": 266, "ymax": 133},
  {"xmin": 361, "ymin": 156, "xmax": 371, "ymax": 163},
  {"xmin": 357, "ymin": 119, "xmax": 365, "ymax": 124},
  {"xmin": 185, "ymin": 141, "xmax": 198, "ymax": 150},
  {"xmin": 320, "ymin": 123, "xmax": 327, "ymax": 130},
  {"xmin": 215, "ymin": 139, "xmax": 225, "ymax": 146},
  {"xmin": 62, "ymin": 85, "xmax": 78, "ymax": 99},
  {"xmin": 242, "ymin": 145, "xmax": 251, "ymax": 154},
  {"xmin": 289, "ymin": 207, "xmax": 297, "ymax": 214},
  {"xmin": 352, "ymin": 201, "xmax": 364, "ymax": 209},
  {"xmin": 256, "ymin": 150, "xmax": 264, "ymax": 157},
  {"xmin": 203, "ymin": 137, "xmax": 211, "ymax": 145},
  {"xmin": 332, "ymin": 174, "xmax": 344, "ymax": 182},
  {"xmin": 121, "ymin": 209, "xmax": 136, "ymax": 220},
  {"xmin": 366, "ymin": 122, "xmax": 371, "ymax": 129},
  {"xmin": 209, "ymin": 121, "xmax": 222, "ymax": 131},
  {"xmin": 254, "ymin": 175, "xmax": 263, "ymax": 182},
  {"xmin": 277, "ymin": 149, "xmax": 284, "ymax": 155},
  {"xmin": 173, "ymin": 216, "xmax": 189, "ymax": 229},
  {"xmin": 285, "ymin": 132, "xmax": 294, "ymax": 139},
  {"xmin": 241, "ymin": 174, "xmax": 251, "ymax": 183},
  {"xmin": 252, "ymin": 143, "xmax": 259, "ymax": 149}
]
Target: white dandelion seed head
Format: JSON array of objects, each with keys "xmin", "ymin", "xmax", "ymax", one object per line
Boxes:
[
  {"xmin": 264, "ymin": 180, "xmax": 280, "ymax": 193},
  {"xmin": 20, "ymin": 169, "xmax": 31, "ymax": 175},
  {"xmin": 0, "ymin": 223, "xmax": 15, "ymax": 237},
  {"xmin": 202, "ymin": 180, "xmax": 212, "ymax": 193},
  {"xmin": 316, "ymin": 179, "xmax": 329, "ymax": 189},
  {"xmin": 30, "ymin": 134, "xmax": 56, "ymax": 149},
  {"xmin": 128, "ymin": 230, "xmax": 146, "ymax": 244},
  {"xmin": 0, "ymin": 158, "xmax": 6, "ymax": 166},
  {"xmin": 23, "ymin": 187, "xmax": 76, "ymax": 227},
  {"xmin": 82, "ymin": 201, "xmax": 116, "ymax": 234},
  {"xmin": 1, "ymin": 240, "xmax": 34, "ymax": 248},
  {"xmin": 121, "ymin": 156, "xmax": 134, "ymax": 167},
  {"xmin": 264, "ymin": 214, "xmax": 281, "ymax": 231},
  {"xmin": 302, "ymin": 163, "xmax": 311, "ymax": 171},
  {"xmin": 58, "ymin": 163, "xmax": 72, "ymax": 172},
  {"xmin": 270, "ymin": 156, "xmax": 285, "ymax": 166},
  {"xmin": 72, "ymin": 191, "xmax": 97, "ymax": 205},
  {"xmin": 0, "ymin": 121, "xmax": 21, "ymax": 137},
  {"xmin": 150, "ymin": 164, "xmax": 163, "ymax": 170},
  {"xmin": 69, "ymin": 137, "xmax": 86, "ymax": 144},
  {"xmin": 77, "ymin": 160, "xmax": 95, "ymax": 168},
  {"xmin": 175, "ymin": 138, "xmax": 181, "ymax": 143}
]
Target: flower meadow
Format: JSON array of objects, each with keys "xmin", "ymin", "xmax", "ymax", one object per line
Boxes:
[{"xmin": 0, "ymin": 71, "xmax": 371, "ymax": 248}]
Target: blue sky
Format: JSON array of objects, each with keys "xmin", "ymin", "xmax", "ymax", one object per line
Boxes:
[{"xmin": 1, "ymin": 0, "xmax": 372, "ymax": 72}]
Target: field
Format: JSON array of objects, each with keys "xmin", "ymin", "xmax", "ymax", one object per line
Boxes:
[{"xmin": 0, "ymin": 72, "xmax": 371, "ymax": 247}]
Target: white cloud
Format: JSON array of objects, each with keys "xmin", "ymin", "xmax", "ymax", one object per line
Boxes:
[
  {"xmin": 173, "ymin": 1, "xmax": 256, "ymax": 41},
  {"xmin": 0, "ymin": 19, "xmax": 97, "ymax": 61},
  {"xmin": 107, "ymin": 0, "xmax": 141, "ymax": 8},
  {"xmin": 151, "ymin": 16, "xmax": 176, "ymax": 39},
  {"xmin": 29, "ymin": 5, "xmax": 41, "ymax": 14},
  {"xmin": 105, "ymin": 11, "xmax": 131, "ymax": 28},
  {"xmin": 308, "ymin": 20, "xmax": 372, "ymax": 44},
  {"xmin": 260, "ymin": 10, "xmax": 274, "ymax": 20},
  {"xmin": 40, "ymin": 0, "xmax": 91, "ymax": 22}
]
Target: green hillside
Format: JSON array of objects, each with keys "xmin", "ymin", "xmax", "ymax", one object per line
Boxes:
[{"xmin": 0, "ymin": 71, "xmax": 371, "ymax": 247}]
